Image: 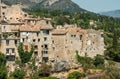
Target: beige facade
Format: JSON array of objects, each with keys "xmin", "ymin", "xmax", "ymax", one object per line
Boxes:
[{"xmin": 0, "ymin": 3, "xmax": 105, "ymax": 66}]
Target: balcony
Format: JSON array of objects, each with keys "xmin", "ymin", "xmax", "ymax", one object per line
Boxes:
[
  {"xmin": 42, "ymin": 48, "xmax": 48, "ymax": 51},
  {"xmin": 6, "ymin": 52, "xmax": 15, "ymax": 56},
  {"xmin": 42, "ymin": 50, "xmax": 49, "ymax": 57}
]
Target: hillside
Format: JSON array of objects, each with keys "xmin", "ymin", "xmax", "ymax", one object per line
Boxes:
[
  {"xmin": 1, "ymin": 0, "xmax": 86, "ymax": 13},
  {"xmin": 100, "ymin": 10, "xmax": 120, "ymax": 18}
]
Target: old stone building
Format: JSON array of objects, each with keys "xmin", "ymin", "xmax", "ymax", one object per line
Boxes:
[{"xmin": 0, "ymin": 3, "xmax": 105, "ymax": 69}]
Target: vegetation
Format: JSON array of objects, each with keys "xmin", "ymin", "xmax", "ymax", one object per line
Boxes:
[
  {"xmin": 18, "ymin": 43, "xmax": 34, "ymax": 64},
  {"xmin": 3, "ymin": 32, "xmax": 9, "ymax": 39},
  {"xmin": 30, "ymin": 63, "xmax": 52, "ymax": 79},
  {"xmin": 68, "ymin": 71, "xmax": 85, "ymax": 79},
  {"xmin": 10, "ymin": 69, "xmax": 26, "ymax": 79},
  {"xmin": 105, "ymin": 28, "xmax": 120, "ymax": 62},
  {"xmin": 24, "ymin": 9, "xmax": 120, "ymax": 63},
  {"xmin": 101, "ymin": 66, "xmax": 120, "ymax": 79},
  {"xmin": 94, "ymin": 55, "xmax": 104, "ymax": 67},
  {"xmin": 76, "ymin": 51, "xmax": 105, "ymax": 71},
  {"xmin": 39, "ymin": 77, "xmax": 57, "ymax": 79},
  {"xmin": 0, "ymin": 52, "xmax": 7, "ymax": 79}
]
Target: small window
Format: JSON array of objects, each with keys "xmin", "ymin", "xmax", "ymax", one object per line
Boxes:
[
  {"xmin": 12, "ymin": 49, "xmax": 15, "ymax": 53},
  {"xmin": 38, "ymin": 39, "xmax": 40, "ymax": 42},
  {"xmin": 37, "ymin": 32, "xmax": 39, "ymax": 36},
  {"xmin": 34, "ymin": 51, "xmax": 38, "ymax": 56},
  {"xmin": 22, "ymin": 38, "xmax": 24, "ymax": 42},
  {"xmin": 53, "ymin": 47, "xmax": 55, "ymax": 50},
  {"xmin": 44, "ymin": 37, "xmax": 47, "ymax": 41},
  {"xmin": 2, "ymin": 12, "xmax": 5, "ymax": 15},
  {"xmin": 24, "ymin": 45, "xmax": 28, "ymax": 51},
  {"xmin": 80, "ymin": 35, "xmax": 82, "ymax": 40},
  {"xmin": 42, "ymin": 51, "xmax": 48, "ymax": 54},
  {"xmin": 6, "ymin": 48, "xmax": 9, "ymax": 54},
  {"xmin": 33, "ymin": 39, "xmax": 35, "ymax": 42},
  {"xmin": 6, "ymin": 40, "xmax": 9, "ymax": 45},
  {"xmin": 52, "ymin": 40, "xmax": 54, "ymax": 43},
  {"xmin": 14, "ymin": 40, "xmax": 17, "ymax": 45},
  {"xmin": 71, "ymin": 35, "xmax": 76, "ymax": 38},
  {"xmin": 4, "ymin": 26, "xmax": 5, "ymax": 29},
  {"xmin": 42, "ymin": 57, "xmax": 48, "ymax": 62},
  {"xmin": 101, "ymin": 34, "xmax": 104, "ymax": 37},
  {"xmin": 34, "ymin": 45, "xmax": 38, "ymax": 50},
  {"xmin": 43, "ymin": 30, "xmax": 49, "ymax": 35},
  {"xmin": 46, "ymin": 21, "xmax": 49, "ymax": 24}
]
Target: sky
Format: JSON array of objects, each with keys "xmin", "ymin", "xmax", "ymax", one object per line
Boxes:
[{"xmin": 72, "ymin": 0, "xmax": 120, "ymax": 13}]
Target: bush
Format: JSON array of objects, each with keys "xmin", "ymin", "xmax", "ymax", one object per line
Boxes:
[
  {"xmin": 68, "ymin": 71, "xmax": 84, "ymax": 79},
  {"xmin": 94, "ymin": 55, "xmax": 104, "ymax": 67},
  {"xmin": 11, "ymin": 69, "xmax": 26, "ymax": 79},
  {"xmin": 39, "ymin": 77, "xmax": 57, "ymax": 79}
]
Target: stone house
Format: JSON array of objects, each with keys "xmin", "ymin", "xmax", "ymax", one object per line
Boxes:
[{"xmin": 0, "ymin": 3, "xmax": 105, "ymax": 67}]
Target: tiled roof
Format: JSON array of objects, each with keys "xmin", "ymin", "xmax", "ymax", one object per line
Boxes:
[
  {"xmin": 20, "ymin": 24, "xmax": 40, "ymax": 32},
  {"xmin": 67, "ymin": 27, "xmax": 86, "ymax": 35},
  {"xmin": 52, "ymin": 29, "xmax": 67, "ymax": 35},
  {"xmin": 40, "ymin": 24, "xmax": 53, "ymax": 30},
  {"xmin": 8, "ymin": 19, "xmax": 24, "ymax": 25},
  {"xmin": 24, "ymin": 18, "xmax": 52, "ymax": 21}
]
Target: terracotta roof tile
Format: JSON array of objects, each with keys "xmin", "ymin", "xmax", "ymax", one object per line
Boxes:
[{"xmin": 52, "ymin": 29, "xmax": 67, "ymax": 35}]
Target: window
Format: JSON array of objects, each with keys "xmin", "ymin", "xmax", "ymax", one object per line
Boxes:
[
  {"xmin": 42, "ymin": 44, "xmax": 48, "ymax": 50},
  {"xmin": 42, "ymin": 51, "xmax": 48, "ymax": 54},
  {"xmin": 4, "ymin": 26, "xmax": 5, "ymax": 29},
  {"xmin": 101, "ymin": 34, "xmax": 104, "ymax": 37},
  {"xmin": 38, "ymin": 38, "xmax": 40, "ymax": 42},
  {"xmin": 15, "ymin": 33, "xmax": 17, "ymax": 36},
  {"xmin": 22, "ymin": 38, "xmax": 24, "ymax": 42},
  {"xmin": 52, "ymin": 40, "xmax": 54, "ymax": 44},
  {"xmin": 24, "ymin": 45, "xmax": 28, "ymax": 51},
  {"xmin": 2, "ymin": 12, "xmax": 5, "ymax": 15},
  {"xmin": 44, "ymin": 37, "xmax": 47, "ymax": 41},
  {"xmin": 43, "ymin": 30, "xmax": 49, "ymax": 35},
  {"xmin": 2, "ymin": 6, "xmax": 6, "ymax": 9},
  {"xmin": 46, "ymin": 21, "xmax": 49, "ymax": 24},
  {"xmin": 71, "ymin": 35, "xmax": 76, "ymax": 38},
  {"xmin": 37, "ymin": 32, "xmax": 39, "ymax": 37},
  {"xmin": 34, "ymin": 51, "xmax": 38, "ymax": 56},
  {"xmin": 14, "ymin": 40, "xmax": 17, "ymax": 45},
  {"xmin": 42, "ymin": 57, "xmax": 48, "ymax": 62},
  {"xmin": 12, "ymin": 49, "xmax": 15, "ymax": 53},
  {"xmin": 6, "ymin": 48, "xmax": 9, "ymax": 54},
  {"xmin": 80, "ymin": 35, "xmax": 82, "ymax": 40},
  {"xmin": 44, "ymin": 44, "xmax": 48, "ymax": 49},
  {"xmin": 53, "ymin": 47, "xmax": 55, "ymax": 50},
  {"xmin": 34, "ymin": 45, "xmax": 38, "ymax": 50},
  {"xmin": 6, "ymin": 56, "xmax": 15, "ymax": 61},
  {"xmin": 33, "ymin": 39, "xmax": 36, "ymax": 42},
  {"xmin": 6, "ymin": 40, "xmax": 9, "ymax": 45}
]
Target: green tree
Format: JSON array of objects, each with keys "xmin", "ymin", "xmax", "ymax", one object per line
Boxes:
[
  {"xmin": 18, "ymin": 43, "xmax": 34, "ymax": 64},
  {"xmin": 11, "ymin": 69, "xmax": 26, "ymax": 79},
  {"xmin": 94, "ymin": 55, "xmax": 104, "ymax": 67},
  {"xmin": 0, "ymin": 52, "xmax": 6, "ymax": 66},
  {"xmin": 0, "ymin": 52, "xmax": 7, "ymax": 79},
  {"xmin": 0, "ymin": 66, "xmax": 7, "ymax": 79}
]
